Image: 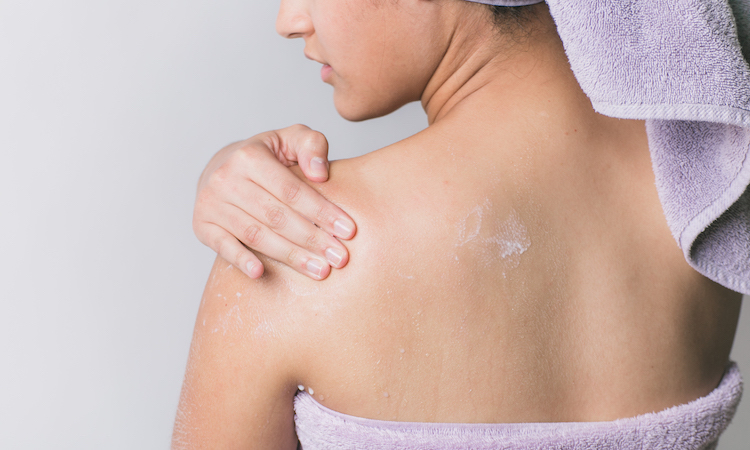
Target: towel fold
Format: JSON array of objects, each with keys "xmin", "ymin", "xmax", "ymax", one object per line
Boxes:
[
  {"xmin": 294, "ymin": 362, "xmax": 743, "ymax": 449},
  {"xmin": 466, "ymin": 0, "xmax": 545, "ymax": 5},
  {"xmin": 468, "ymin": 0, "xmax": 750, "ymax": 294}
]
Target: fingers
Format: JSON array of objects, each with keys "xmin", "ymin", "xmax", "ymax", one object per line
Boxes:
[
  {"xmin": 195, "ymin": 161, "xmax": 349, "ymax": 279},
  {"xmin": 270, "ymin": 164, "xmax": 356, "ymax": 240},
  {"xmin": 202, "ymin": 224, "xmax": 265, "ymax": 279},
  {"xmin": 212, "ymin": 203, "xmax": 335, "ymax": 280},
  {"xmin": 193, "ymin": 124, "xmax": 357, "ymax": 281},
  {"xmin": 219, "ymin": 175, "xmax": 350, "ymax": 269},
  {"xmin": 238, "ymin": 145, "xmax": 356, "ymax": 241}
]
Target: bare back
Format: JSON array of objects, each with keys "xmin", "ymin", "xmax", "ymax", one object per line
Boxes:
[
  {"xmin": 199, "ymin": 108, "xmax": 741, "ymax": 427},
  {"xmin": 174, "ymin": 4, "xmax": 744, "ymax": 448}
]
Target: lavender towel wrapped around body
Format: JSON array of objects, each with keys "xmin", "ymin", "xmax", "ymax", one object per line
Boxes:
[
  {"xmin": 473, "ymin": 0, "xmax": 750, "ymax": 294},
  {"xmin": 294, "ymin": 363, "xmax": 742, "ymax": 450}
]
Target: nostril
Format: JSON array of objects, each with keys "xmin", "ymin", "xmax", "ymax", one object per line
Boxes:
[
  {"xmin": 276, "ymin": 20, "xmax": 303, "ymax": 39},
  {"xmin": 276, "ymin": 5, "xmax": 313, "ymax": 39}
]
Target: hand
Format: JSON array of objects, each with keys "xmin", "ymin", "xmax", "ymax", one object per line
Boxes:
[{"xmin": 193, "ymin": 124, "xmax": 356, "ymax": 280}]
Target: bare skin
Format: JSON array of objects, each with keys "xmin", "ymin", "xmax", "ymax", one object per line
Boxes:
[{"xmin": 173, "ymin": 2, "xmax": 742, "ymax": 448}]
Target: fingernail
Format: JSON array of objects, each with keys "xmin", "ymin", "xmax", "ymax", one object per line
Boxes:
[
  {"xmin": 246, "ymin": 261, "xmax": 258, "ymax": 278},
  {"xmin": 325, "ymin": 247, "xmax": 344, "ymax": 267},
  {"xmin": 306, "ymin": 259, "xmax": 325, "ymax": 278},
  {"xmin": 333, "ymin": 219, "xmax": 354, "ymax": 238},
  {"xmin": 310, "ymin": 157, "xmax": 328, "ymax": 178}
]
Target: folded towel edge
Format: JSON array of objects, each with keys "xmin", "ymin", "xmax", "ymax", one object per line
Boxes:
[
  {"xmin": 595, "ymin": 100, "xmax": 750, "ymax": 295},
  {"xmin": 593, "ymin": 102, "xmax": 750, "ymax": 129},
  {"xmin": 682, "ymin": 149, "xmax": 750, "ymax": 295}
]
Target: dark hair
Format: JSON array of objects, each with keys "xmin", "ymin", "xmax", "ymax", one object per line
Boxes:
[{"xmin": 487, "ymin": 5, "xmax": 535, "ymax": 38}]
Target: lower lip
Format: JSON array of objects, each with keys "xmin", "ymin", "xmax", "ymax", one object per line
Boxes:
[{"xmin": 321, "ymin": 64, "xmax": 333, "ymax": 81}]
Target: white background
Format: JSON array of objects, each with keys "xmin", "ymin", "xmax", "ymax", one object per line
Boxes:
[{"xmin": 0, "ymin": 1, "xmax": 747, "ymax": 448}]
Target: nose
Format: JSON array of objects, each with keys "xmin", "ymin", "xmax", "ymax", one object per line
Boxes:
[{"xmin": 276, "ymin": 0, "xmax": 313, "ymax": 39}]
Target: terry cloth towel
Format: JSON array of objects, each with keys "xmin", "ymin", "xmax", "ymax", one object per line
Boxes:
[
  {"xmin": 294, "ymin": 362, "xmax": 742, "ymax": 450},
  {"xmin": 467, "ymin": 0, "xmax": 750, "ymax": 295}
]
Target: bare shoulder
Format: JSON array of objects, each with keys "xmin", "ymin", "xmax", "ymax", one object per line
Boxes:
[
  {"xmin": 173, "ymin": 140, "xmax": 448, "ymax": 448},
  {"xmin": 195, "ymin": 256, "xmax": 307, "ymax": 348},
  {"xmin": 172, "ymin": 257, "xmax": 305, "ymax": 450}
]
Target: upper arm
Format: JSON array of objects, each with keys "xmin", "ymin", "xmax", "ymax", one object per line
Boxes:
[{"xmin": 172, "ymin": 257, "xmax": 300, "ymax": 450}]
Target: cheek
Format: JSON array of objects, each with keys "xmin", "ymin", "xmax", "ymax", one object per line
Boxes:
[
  {"xmin": 332, "ymin": 70, "xmax": 421, "ymax": 121},
  {"xmin": 316, "ymin": 6, "xmax": 439, "ymax": 121},
  {"xmin": 331, "ymin": 40, "xmax": 432, "ymax": 121}
]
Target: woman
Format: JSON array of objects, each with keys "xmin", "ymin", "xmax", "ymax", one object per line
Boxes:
[{"xmin": 174, "ymin": 0, "xmax": 745, "ymax": 448}]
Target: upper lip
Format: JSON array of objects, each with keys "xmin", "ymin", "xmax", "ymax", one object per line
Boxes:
[{"xmin": 304, "ymin": 51, "xmax": 326, "ymax": 65}]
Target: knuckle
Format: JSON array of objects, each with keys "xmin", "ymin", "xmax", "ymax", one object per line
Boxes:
[
  {"xmin": 229, "ymin": 149, "xmax": 255, "ymax": 169},
  {"xmin": 242, "ymin": 224, "xmax": 263, "ymax": 247},
  {"xmin": 215, "ymin": 237, "xmax": 229, "ymax": 257},
  {"xmin": 314, "ymin": 204, "xmax": 335, "ymax": 227},
  {"xmin": 265, "ymin": 205, "xmax": 288, "ymax": 229},
  {"xmin": 210, "ymin": 165, "xmax": 232, "ymax": 186},
  {"xmin": 286, "ymin": 247, "xmax": 300, "ymax": 266},
  {"xmin": 239, "ymin": 143, "xmax": 262, "ymax": 160},
  {"xmin": 281, "ymin": 180, "xmax": 302, "ymax": 204},
  {"xmin": 304, "ymin": 231, "xmax": 320, "ymax": 250},
  {"xmin": 233, "ymin": 248, "xmax": 247, "ymax": 266},
  {"xmin": 305, "ymin": 130, "xmax": 327, "ymax": 151},
  {"xmin": 227, "ymin": 143, "xmax": 261, "ymax": 168}
]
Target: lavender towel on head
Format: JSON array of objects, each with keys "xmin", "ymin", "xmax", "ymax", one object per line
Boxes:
[
  {"xmin": 294, "ymin": 363, "xmax": 742, "ymax": 449},
  {"xmin": 469, "ymin": 0, "xmax": 750, "ymax": 294}
]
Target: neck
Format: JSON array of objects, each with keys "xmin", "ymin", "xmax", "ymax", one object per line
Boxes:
[
  {"xmin": 413, "ymin": 5, "xmax": 652, "ymax": 215},
  {"xmin": 421, "ymin": 5, "xmax": 578, "ymax": 126}
]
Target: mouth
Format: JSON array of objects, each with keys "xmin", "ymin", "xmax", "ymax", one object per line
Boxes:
[
  {"xmin": 304, "ymin": 52, "xmax": 333, "ymax": 82},
  {"xmin": 320, "ymin": 64, "xmax": 333, "ymax": 82}
]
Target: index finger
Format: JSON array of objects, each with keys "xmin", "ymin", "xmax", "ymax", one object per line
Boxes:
[{"xmin": 259, "ymin": 157, "xmax": 356, "ymax": 240}]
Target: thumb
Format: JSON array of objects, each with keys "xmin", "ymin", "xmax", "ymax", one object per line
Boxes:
[{"xmin": 278, "ymin": 125, "xmax": 330, "ymax": 182}]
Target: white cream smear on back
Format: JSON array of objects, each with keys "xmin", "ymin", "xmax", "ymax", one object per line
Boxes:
[{"xmin": 456, "ymin": 200, "xmax": 531, "ymax": 272}]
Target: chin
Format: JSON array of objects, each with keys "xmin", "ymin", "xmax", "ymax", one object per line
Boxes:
[
  {"xmin": 333, "ymin": 93, "xmax": 405, "ymax": 122},
  {"xmin": 336, "ymin": 108, "xmax": 382, "ymax": 122}
]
